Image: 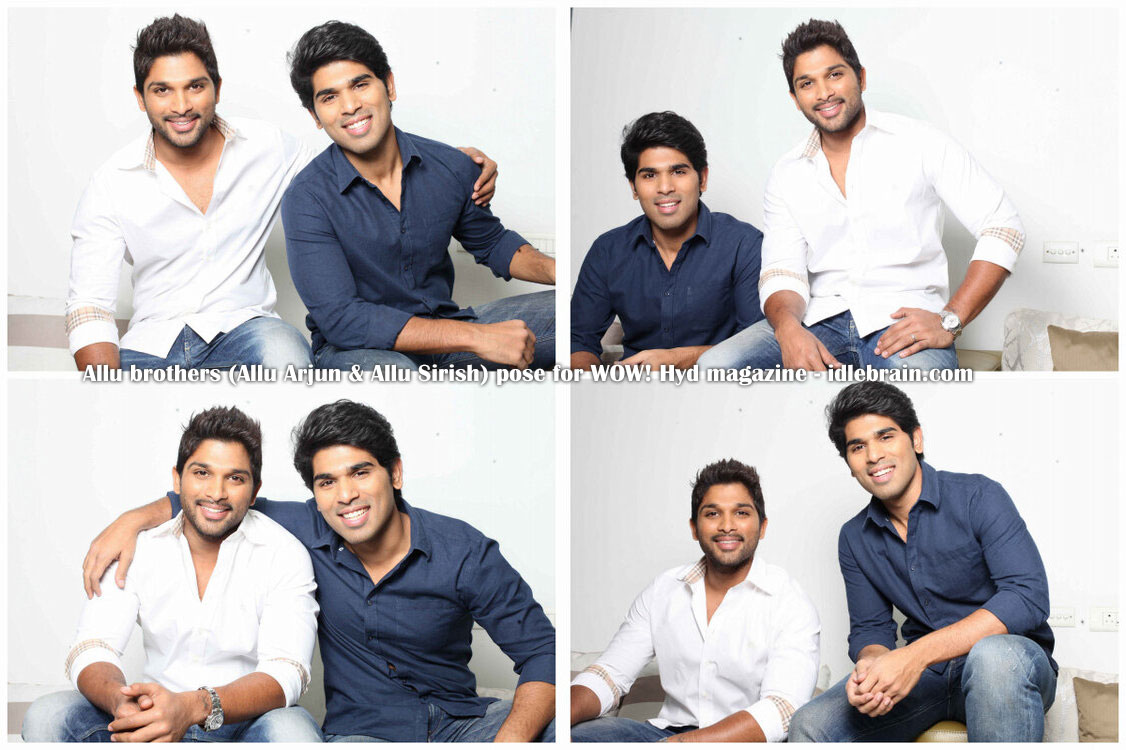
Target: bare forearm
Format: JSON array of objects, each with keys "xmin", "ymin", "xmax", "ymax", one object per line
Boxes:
[
  {"xmin": 127, "ymin": 497, "xmax": 174, "ymax": 529},
  {"xmin": 495, "ymin": 681, "xmax": 554, "ymax": 742},
  {"xmin": 394, "ymin": 317, "xmax": 479, "ymax": 355},
  {"xmin": 75, "ymin": 342, "xmax": 121, "ymax": 371},
  {"xmin": 763, "ymin": 291, "xmax": 807, "ymax": 333},
  {"xmin": 213, "ymin": 673, "xmax": 287, "ymax": 725},
  {"xmin": 77, "ymin": 662, "xmax": 129, "ymax": 716},
  {"xmin": 570, "ymin": 684, "xmax": 601, "ymax": 727},
  {"xmin": 570, "ymin": 351, "xmax": 601, "ymax": 371},
  {"xmin": 669, "ymin": 345, "xmax": 709, "ymax": 368},
  {"xmin": 508, "ymin": 245, "xmax": 555, "ymax": 285},
  {"xmin": 902, "ymin": 609, "xmax": 1007, "ymax": 668},
  {"xmin": 855, "ymin": 644, "xmax": 892, "ymax": 663},
  {"xmin": 667, "ymin": 710, "xmax": 765, "ymax": 743},
  {"xmin": 945, "ymin": 260, "xmax": 1009, "ymax": 326}
]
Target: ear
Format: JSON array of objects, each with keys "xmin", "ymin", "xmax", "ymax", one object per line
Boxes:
[
  {"xmin": 689, "ymin": 518, "xmax": 698, "ymax": 541},
  {"xmin": 385, "ymin": 71, "xmax": 397, "ymax": 103},
  {"xmin": 213, "ymin": 77, "xmax": 222, "ymax": 105},
  {"xmin": 135, "ymin": 86, "xmax": 146, "ymax": 113},
  {"xmin": 251, "ymin": 481, "xmax": 261, "ymax": 505},
  {"xmin": 758, "ymin": 517, "xmax": 769, "ymax": 540},
  {"xmin": 912, "ymin": 426, "xmax": 923, "ymax": 455},
  {"xmin": 789, "ymin": 90, "xmax": 800, "ymax": 111},
  {"xmin": 859, "ymin": 66, "xmax": 867, "ymax": 94},
  {"xmin": 629, "ymin": 178, "xmax": 639, "ymax": 200},
  {"xmin": 306, "ymin": 107, "xmax": 323, "ymax": 130},
  {"xmin": 172, "ymin": 466, "xmax": 181, "ymax": 494},
  {"xmin": 390, "ymin": 458, "xmax": 404, "ymax": 490},
  {"xmin": 698, "ymin": 166, "xmax": 709, "ymax": 194}
]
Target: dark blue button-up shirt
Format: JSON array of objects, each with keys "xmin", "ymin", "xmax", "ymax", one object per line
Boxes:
[
  {"xmin": 570, "ymin": 203, "xmax": 763, "ymax": 358},
  {"xmin": 838, "ymin": 462, "xmax": 1055, "ymax": 674},
  {"xmin": 169, "ymin": 493, "xmax": 554, "ymax": 740},
  {"xmin": 282, "ymin": 129, "xmax": 528, "ymax": 352}
]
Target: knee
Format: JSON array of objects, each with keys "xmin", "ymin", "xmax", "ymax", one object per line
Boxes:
[
  {"xmin": 21, "ymin": 692, "xmax": 79, "ymax": 742},
  {"xmin": 964, "ymin": 635, "xmax": 1040, "ymax": 692},
  {"xmin": 253, "ymin": 707, "xmax": 323, "ymax": 742},
  {"xmin": 788, "ymin": 701, "xmax": 820, "ymax": 742},
  {"xmin": 255, "ymin": 324, "xmax": 313, "ymax": 369}
]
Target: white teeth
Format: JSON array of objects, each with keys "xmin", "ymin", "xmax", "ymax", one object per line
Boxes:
[
  {"xmin": 873, "ymin": 467, "xmax": 892, "ymax": 478},
  {"xmin": 346, "ymin": 117, "xmax": 370, "ymax": 131},
  {"xmin": 342, "ymin": 508, "xmax": 367, "ymax": 519}
]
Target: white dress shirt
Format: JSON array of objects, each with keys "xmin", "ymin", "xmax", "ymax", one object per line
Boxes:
[
  {"xmin": 65, "ymin": 116, "xmax": 316, "ymax": 357},
  {"xmin": 64, "ymin": 510, "xmax": 319, "ymax": 707},
  {"xmin": 572, "ymin": 556, "xmax": 820, "ymax": 742},
  {"xmin": 759, "ymin": 110, "xmax": 1025, "ymax": 336}
]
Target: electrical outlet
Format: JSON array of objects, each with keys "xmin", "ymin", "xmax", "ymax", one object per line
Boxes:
[
  {"xmin": 1043, "ymin": 241, "xmax": 1079, "ymax": 264},
  {"xmin": 1092, "ymin": 242, "xmax": 1119, "ymax": 268},
  {"xmin": 1047, "ymin": 607, "xmax": 1075, "ymax": 627},
  {"xmin": 1090, "ymin": 607, "xmax": 1118, "ymax": 632}
]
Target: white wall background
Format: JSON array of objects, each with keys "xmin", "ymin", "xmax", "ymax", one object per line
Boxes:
[
  {"xmin": 8, "ymin": 6, "xmax": 554, "ymax": 333},
  {"xmin": 8, "ymin": 381, "xmax": 555, "ymax": 693},
  {"xmin": 571, "ymin": 377, "xmax": 1118, "ymax": 682},
  {"xmin": 570, "ymin": 8, "xmax": 1119, "ymax": 351}
]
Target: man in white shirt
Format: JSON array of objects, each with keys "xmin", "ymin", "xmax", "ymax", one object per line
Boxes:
[
  {"xmin": 570, "ymin": 459, "xmax": 820, "ymax": 743},
  {"xmin": 66, "ymin": 15, "xmax": 497, "ymax": 373},
  {"xmin": 21, "ymin": 406, "xmax": 321, "ymax": 742},
  {"xmin": 698, "ymin": 19, "xmax": 1023, "ymax": 372}
]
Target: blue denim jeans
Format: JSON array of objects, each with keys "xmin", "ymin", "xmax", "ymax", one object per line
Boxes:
[
  {"xmin": 20, "ymin": 690, "xmax": 323, "ymax": 742},
  {"xmin": 696, "ymin": 311, "xmax": 958, "ymax": 371},
  {"xmin": 788, "ymin": 635, "xmax": 1057, "ymax": 742},
  {"xmin": 120, "ymin": 317, "xmax": 312, "ymax": 370},
  {"xmin": 570, "ymin": 717, "xmax": 696, "ymax": 742},
  {"xmin": 323, "ymin": 698, "xmax": 556, "ymax": 742},
  {"xmin": 315, "ymin": 290, "xmax": 556, "ymax": 372}
]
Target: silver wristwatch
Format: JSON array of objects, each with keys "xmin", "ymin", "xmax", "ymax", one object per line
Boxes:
[
  {"xmin": 198, "ymin": 686, "xmax": 224, "ymax": 732},
  {"xmin": 940, "ymin": 309, "xmax": 963, "ymax": 339}
]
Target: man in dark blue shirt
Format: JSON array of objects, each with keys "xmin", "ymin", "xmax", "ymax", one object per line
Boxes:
[
  {"xmin": 790, "ymin": 382, "xmax": 1056, "ymax": 742},
  {"xmin": 84, "ymin": 400, "xmax": 556, "ymax": 742},
  {"xmin": 281, "ymin": 21, "xmax": 555, "ymax": 372},
  {"xmin": 570, "ymin": 112, "xmax": 763, "ymax": 370}
]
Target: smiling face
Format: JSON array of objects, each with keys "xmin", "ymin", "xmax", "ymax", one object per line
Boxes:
[
  {"xmin": 843, "ymin": 414, "xmax": 924, "ymax": 507},
  {"xmin": 134, "ymin": 52, "xmax": 220, "ymax": 150},
  {"xmin": 174, "ymin": 439, "xmax": 257, "ymax": 543},
  {"xmin": 308, "ymin": 60, "xmax": 395, "ymax": 157},
  {"xmin": 790, "ymin": 44, "xmax": 866, "ymax": 136},
  {"xmin": 311, "ymin": 444, "xmax": 403, "ymax": 547},
  {"xmin": 690, "ymin": 482, "xmax": 767, "ymax": 574},
  {"xmin": 631, "ymin": 146, "xmax": 708, "ymax": 239}
]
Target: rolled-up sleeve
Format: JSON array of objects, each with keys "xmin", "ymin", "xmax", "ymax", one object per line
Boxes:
[
  {"xmin": 743, "ymin": 585, "xmax": 820, "ymax": 742},
  {"xmin": 758, "ymin": 166, "xmax": 812, "ymax": 311},
  {"xmin": 925, "ymin": 129, "xmax": 1023, "ymax": 272},
  {"xmin": 459, "ymin": 536, "xmax": 554, "ymax": 686},
  {"xmin": 972, "ymin": 481, "xmax": 1050, "ymax": 635},
  {"xmin": 283, "ymin": 184, "xmax": 413, "ymax": 350},
  {"xmin": 570, "ymin": 581, "xmax": 657, "ymax": 717},
  {"xmin": 66, "ymin": 174, "xmax": 126, "ymax": 354},
  {"xmin": 570, "ymin": 239, "xmax": 615, "ymax": 356},
  {"xmin": 840, "ymin": 527, "xmax": 898, "ymax": 662},
  {"xmin": 254, "ymin": 536, "xmax": 319, "ymax": 706},
  {"xmin": 65, "ymin": 562, "xmax": 139, "ymax": 688},
  {"xmin": 449, "ymin": 157, "xmax": 526, "ymax": 280}
]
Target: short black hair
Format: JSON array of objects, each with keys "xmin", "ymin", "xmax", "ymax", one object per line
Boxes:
[
  {"xmin": 620, "ymin": 111, "xmax": 708, "ymax": 181},
  {"xmin": 133, "ymin": 15, "xmax": 221, "ymax": 92},
  {"xmin": 176, "ymin": 406, "xmax": 262, "ymax": 487},
  {"xmin": 288, "ymin": 21, "xmax": 392, "ymax": 111},
  {"xmin": 826, "ymin": 382, "xmax": 924, "ymax": 460},
  {"xmin": 781, "ymin": 19, "xmax": 863, "ymax": 95},
  {"xmin": 292, "ymin": 400, "xmax": 402, "ymax": 498},
  {"xmin": 690, "ymin": 459, "xmax": 766, "ymax": 523}
]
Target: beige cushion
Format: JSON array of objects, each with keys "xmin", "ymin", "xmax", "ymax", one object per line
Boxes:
[
  {"xmin": 915, "ymin": 720, "xmax": 968, "ymax": 742},
  {"xmin": 1047, "ymin": 326, "xmax": 1119, "ymax": 371},
  {"xmin": 1073, "ymin": 677, "xmax": 1118, "ymax": 742},
  {"xmin": 1045, "ymin": 667, "xmax": 1118, "ymax": 742},
  {"xmin": 955, "ymin": 348, "xmax": 1002, "ymax": 371}
]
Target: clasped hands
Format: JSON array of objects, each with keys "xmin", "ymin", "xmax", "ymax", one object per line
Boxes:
[
  {"xmin": 845, "ymin": 647, "xmax": 927, "ymax": 718},
  {"xmin": 107, "ymin": 683, "xmax": 204, "ymax": 742}
]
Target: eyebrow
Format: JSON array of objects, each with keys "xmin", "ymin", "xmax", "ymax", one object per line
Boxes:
[
  {"xmin": 313, "ymin": 460, "xmax": 375, "ymax": 483},
  {"xmin": 185, "ymin": 460, "xmax": 250, "ymax": 478},
  {"xmin": 794, "ymin": 63, "xmax": 848, "ymax": 83},
  {"xmin": 637, "ymin": 163, "xmax": 692, "ymax": 174},
  {"xmin": 698, "ymin": 502, "xmax": 756, "ymax": 511},
  {"xmin": 845, "ymin": 426, "xmax": 899, "ymax": 447},
  {"xmin": 147, "ymin": 76, "xmax": 210, "ymax": 91},
  {"xmin": 314, "ymin": 73, "xmax": 373, "ymax": 100}
]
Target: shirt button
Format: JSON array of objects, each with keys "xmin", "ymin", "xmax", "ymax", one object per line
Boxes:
[
  {"xmin": 368, "ymin": 635, "xmax": 375, "ymax": 641},
  {"xmin": 910, "ymin": 565, "xmax": 915, "ymax": 571},
  {"xmin": 664, "ymin": 291, "xmax": 671, "ymax": 296},
  {"xmin": 338, "ymin": 546, "xmax": 343, "ymax": 552},
  {"xmin": 401, "ymin": 227, "xmax": 406, "ymax": 234}
]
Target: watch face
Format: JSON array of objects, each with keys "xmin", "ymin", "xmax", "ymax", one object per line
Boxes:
[{"xmin": 204, "ymin": 712, "xmax": 224, "ymax": 732}]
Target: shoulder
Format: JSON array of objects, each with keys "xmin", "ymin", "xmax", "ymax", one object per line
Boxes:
[
  {"xmin": 869, "ymin": 110, "xmax": 956, "ymax": 152},
  {"xmin": 95, "ymin": 131, "xmax": 151, "ymax": 178},
  {"xmin": 590, "ymin": 215, "xmax": 646, "ymax": 252},
  {"xmin": 244, "ymin": 509, "xmax": 314, "ymax": 559},
  {"xmin": 933, "ymin": 468, "xmax": 1009, "ymax": 503},
  {"xmin": 287, "ymin": 145, "xmax": 335, "ymax": 193},
  {"xmin": 413, "ymin": 504, "xmax": 491, "ymax": 549},
  {"xmin": 756, "ymin": 560, "xmax": 815, "ymax": 605},
  {"xmin": 708, "ymin": 210, "xmax": 763, "ymax": 242},
  {"xmin": 838, "ymin": 505, "xmax": 871, "ymax": 543},
  {"xmin": 402, "ymin": 130, "xmax": 476, "ymax": 182}
]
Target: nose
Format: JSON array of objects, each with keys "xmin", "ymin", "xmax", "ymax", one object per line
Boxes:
[
  {"xmin": 336, "ymin": 476, "xmax": 360, "ymax": 504},
  {"xmin": 656, "ymin": 171, "xmax": 674, "ymax": 194},
  {"xmin": 865, "ymin": 440, "xmax": 885, "ymax": 464},
  {"xmin": 814, "ymin": 77, "xmax": 832, "ymax": 102},
  {"xmin": 172, "ymin": 89, "xmax": 192, "ymax": 115},
  {"xmin": 340, "ymin": 88, "xmax": 361, "ymax": 115},
  {"xmin": 202, "ymin": 474, "xmax": 225, "ymax": 500}
]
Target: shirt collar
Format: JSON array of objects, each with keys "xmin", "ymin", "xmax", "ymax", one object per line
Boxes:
[
  {"xmin": 331, "ymin": 126, "xmax": 420, "ymax": 194},
  {"xmin": 799, "ymin": 108, "xmax": 892, "ymax": 161},
  {"xmin": 124, "ymin": 115, "xmax": 240, "ymax": 173},
  {"xmin": 675, "ymin": 552, "xmax": 777, "ymax": 595},
  {"xmin": 862, "ymin": 460, "xmax": 940, "ymax": 531},
  {"xmin": 309, "ymin": 495, "xmax": 432, "ymax": 560},
  {"xmin": 149, "ymin": 505, "xmax": 266, "ymax": 545},
  {"xmin": 631, "ymin": 200, "xmax": 714, "ymax": 250}
]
